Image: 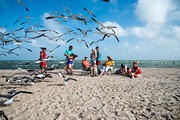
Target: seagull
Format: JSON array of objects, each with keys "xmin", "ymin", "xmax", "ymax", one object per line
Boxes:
[
  {"xmin": 45, "ymin": 16, "xmax": 62, "ymax": 19},
  {"xmin": 15, "ymin": 16, "xmax": 43, "ymax": 27},
  {"xmin": 76, "ymin": 28, "xmax": 92, "ymax": 37},
  {"xmin": 4, "ymin": 76, "xmax": 35, "ymax": 84},
  {"xmin": 47, "ymin": 44, "xmax": 61, "ymax": 54},
  {"xmin": 0, "ymin": 53, "xmax": 8, "ymax": 57},
  {"xmin": 0, "ymin": 111, "xmax": 8, "ymax": 120},
  {"xmin": 64, "ymin": 7, "xmax": 72, "ymax": 15},
  {"xmin": 3, "ymin": 90, "xmax": 33, "ymax": 105},
  {"xmin": 96, "ymin": 27, "xmax": 119, "ymax": 42},
  {"xmin": 83, "ymin": 8, "xmax": 96, "ymax": 17},
  {"xmin": 58, "ymin": 70, "xmax": 77, "ymax": 85},
  {"xmin": 16, "ymin": 0, "xmax": 30, "ymax": 12},
  {"xmin": 76, "ymin": 39, "xmax": 89, "ymax": 48},
  {"xmin": 30, "ymin": 33, "xmax": 53, "ymax": 40},
  {"xmin": 66, "ymin": 38, "xmax": 75, "ymax": 43},
  {"xmin": 89, "ymin": 39, "xmax": 103, "ymax": 46},
  {"xmin": 50, "ymin": 11, "xmax": 65, "ymax": 16},
  {"xmin": 102, "ymin": 33, "xmax": 119, "ymax": 42},
  {"xmin": 102, "ymin": 0, "xmax": 110, "ymax": 2},
  {"xmin": 35, "ymin": 58, "xmax": 49, "ymax": 63},
  {"xmin": 91, "ymin": 17, "xmax": 117, "ymax": 33}
]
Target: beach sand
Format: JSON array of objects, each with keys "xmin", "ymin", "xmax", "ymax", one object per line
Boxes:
[{"xmin": 0, "ymin": 68, "xmax": 180, "ymax": 120}]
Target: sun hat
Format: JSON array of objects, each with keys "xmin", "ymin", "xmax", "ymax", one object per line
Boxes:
[{"xmin": 107, "ymin": 56, "xmax": 112, "ymax": 60}]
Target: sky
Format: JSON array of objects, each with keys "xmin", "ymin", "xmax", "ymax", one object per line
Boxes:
[{"xmin": 0, "ymin": 0, "xmax": 180, "ymax": 60}]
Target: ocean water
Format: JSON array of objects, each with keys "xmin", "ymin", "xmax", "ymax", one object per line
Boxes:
[{"xmin": 0, "ymin": 60, "xmax": 180, "ymax": 70}]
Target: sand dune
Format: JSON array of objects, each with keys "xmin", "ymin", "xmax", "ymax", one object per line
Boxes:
[{"xmin": 0, "ymin": 68, "xmax": 180, "ymax": 120}]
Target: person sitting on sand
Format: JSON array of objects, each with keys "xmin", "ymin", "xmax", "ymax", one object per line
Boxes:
[
  {"xmin": 115, "ymin": 64, "xmax": 127, "ymax": 75},
  {"xmin": 82, "ymin": 56, "xmax": 91, "ymax": 71},
  {"xmin": 126, "ymin": 67, "xmax": 131, "ymax": 77},
  {"xmin": 130, "ymin": 61, "xmax": 141, "ymax": 78},
  {"xmin": 120, "ymin": 64, "xmax": 127, "ymax": 75},
  {"xmin": 100, "ymin": 56, "xmax": 114, "ymax": 75}
]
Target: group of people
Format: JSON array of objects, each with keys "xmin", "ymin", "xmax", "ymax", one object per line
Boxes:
[
  {"xmin": 39, "ymin": 45, "xmax": 141, "ymax": 78},
  {"xmin": 116, "ymin": 61, "xmax": 141, "ymax": 78}
]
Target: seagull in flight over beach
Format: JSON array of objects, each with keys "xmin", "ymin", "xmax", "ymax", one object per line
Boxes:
[
  {"xmin": 96, "ymin": 27, "xmax": 120, "ymax": 42},
  {"xmin": 91, "ymin": 17, "xmax": 117, "ymax": 33},
  {"xmin": 16, "ymin": 0, "xmax": 30, "ymax": 12},
  {"xmin": 76, "ymin": 28, "xmax": 92, "ymax": 37},
  {"xmin": 2, "ymin": 89, "xmax": 33, "ymax": 105},
  {"xmin": 47, "ymin": 44, "xmax": 61, "ymax": 54},
  {"xmin": 83, "ymin": 8, "xmax": 96, "ymax": 17}
]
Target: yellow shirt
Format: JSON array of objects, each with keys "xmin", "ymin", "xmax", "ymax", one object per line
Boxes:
[{"xmin": 105, "ymin": 60, "xmax": 114, "ymax": 66}]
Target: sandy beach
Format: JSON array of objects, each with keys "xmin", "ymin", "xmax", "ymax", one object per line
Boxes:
[{"xmin": 0, "ymin": 68, "xmax": 180, "ymax": 120}]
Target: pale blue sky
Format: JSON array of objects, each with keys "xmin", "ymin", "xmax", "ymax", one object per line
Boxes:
[{"xmin": 0, "ymin": 0, "xmax": 180, "ymax": 60}]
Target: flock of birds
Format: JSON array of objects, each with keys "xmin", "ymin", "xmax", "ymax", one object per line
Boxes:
[{"xmin": 0, "ymin": 0, "xmax": 118, "ymax": 57}]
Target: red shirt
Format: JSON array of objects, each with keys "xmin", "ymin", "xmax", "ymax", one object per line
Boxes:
[
  {"xmin": 40, "ymin": 51, "xmax": 47, "ymax": 59},
  {"xmin": 82, "ymin": 60, "xmax": 90, "ymax": 68},
  {"xmin": 132, "ymin": 66, "xmax": 141, "ymax": 74}
]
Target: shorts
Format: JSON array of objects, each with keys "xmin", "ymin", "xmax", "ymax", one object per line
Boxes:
[
  {"xmin": 68, "ymin": 60, "xmax": 73, "ymax": 64},
  {"xmin": 83, "ymin": 67, "xmax": 90, "ymax": 71},
  {"xmin": 40, "ymin": 61, "xmax": 47, "ymax": 68},
  {"xmin": 96, "ymin": 60, "xmax": 101, "ymax": 66},
  {"xmin": 91, "ymin": 59, "xmax": 96, "ymax": 65},
  {"xmin": 102, "ymin": 66, "xmax": 113, "ymax": 72}
]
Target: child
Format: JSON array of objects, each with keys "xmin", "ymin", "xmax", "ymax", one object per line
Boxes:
[
  {"xmin": 131, "ymin": 61, "xmax": 141, "ymax": 78},
  {"xmin": 126, "ymin": 67, "xmax": 131, "ymax": 77}
]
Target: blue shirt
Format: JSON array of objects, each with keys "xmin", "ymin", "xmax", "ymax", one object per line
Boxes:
[
  {"xmin": 65, "ymin": 49, "xmax": 74, "ymax": 61},
  {"xmin": 97, "ymin": 51, "xmax": 101, "ymax": 61}
]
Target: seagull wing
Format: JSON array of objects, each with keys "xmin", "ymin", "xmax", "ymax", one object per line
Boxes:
[
  {"xmin": 66, "ymin": 38, "xmax": 74, "ymax": 43},
  {"xmin": 91, "ymin": 18, "xmax": 104, "ymax": 27},
  {"xmin": 112, "ymin": 34, "xmax": 120, "ymax": 42},
  {"xmin": 16, "ymin": 0, "xmax": 30, "ymax": 12}
]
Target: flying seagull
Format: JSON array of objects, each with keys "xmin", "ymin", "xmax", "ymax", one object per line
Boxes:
[
  {"xmin": 91, "ymin": 17, "xmax": 117, "ymax": 33},
  {"xmin": 76, "ymin": 28, "xmax": 92, "ymax": 37},
  {"xmin": 16, "ymin": 0, "xmax": 30, "ymax": 12},
  {"xmin": 83, "ymin": 8, "xmax": 96, "ymax": 17},
  {"xmin": 3, "ymin": 90, "xmax": 33, "ymax": 105}
]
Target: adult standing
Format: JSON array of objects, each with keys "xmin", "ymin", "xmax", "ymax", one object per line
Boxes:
[
  {"xmin": 96, "ymin": 46, "xmax": 102, "ymax": 75},
  {"xmin": 64, "ymin": 45, "xmax": 74, "ymax": 74},
  {"xmin": 90, "ymin": 49, "xmax": 97, "ymax": 76},
  {"xmin": 40, "ymin": 47, "xmax": 47, "ymax": 73}
]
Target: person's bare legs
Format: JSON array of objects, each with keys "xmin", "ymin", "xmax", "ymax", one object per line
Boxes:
[
  {"xmin": 44, "ymin": 65, "xmax": 47, "ymax": 73},
  {"xmin": 94, "ymin": 65, "xmax": 97, "ymax": 76},
  {"xmin": 64, "ymin": 63, "xmax": 69, "ymax": 73},
  {"xmin": 69, "ymin": 64, "xmax": 73, "ymax": 74},
  {"xmin": 131, "ymin": 73, "xmax": 141, "ymax": 78},
  {"xmin": 135, "ymin": 74, "xmax": 141, "ymax": 78},
  {"xmin": 41, "ymin": 66, "xmax": 44, "ymax": 73}
]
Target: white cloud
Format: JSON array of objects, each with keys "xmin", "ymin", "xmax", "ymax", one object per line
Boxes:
[
  {"xmin": 102, "ymin": 21, "xmax": 128, "ymax": 37},
  {"xmin": 122, "ymin": 41, "xmax": 129, "ymax": 48},
  {"xmin": 135, "ymin": 0, "xmax": 174, "ymax": 25},
  {"xmin": 129, "ymin": 25, "xmax": 160, "ymax": 38}
]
